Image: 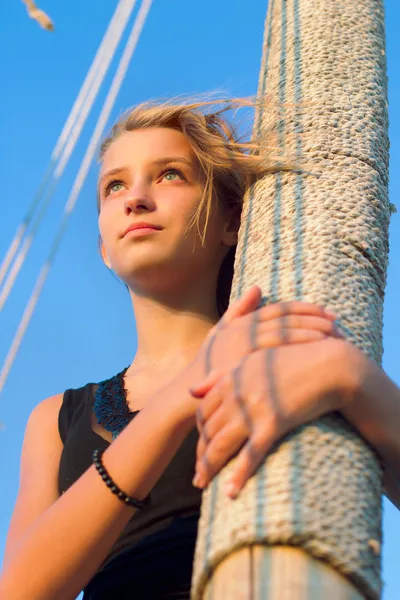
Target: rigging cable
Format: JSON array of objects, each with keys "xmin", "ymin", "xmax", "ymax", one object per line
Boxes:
[
  {"xmin": 0, "ymin": 0, "xmax": 153, "ymax": 395},
  {"xmin": 0, "ymin": 0, "xmax": 137, "ymax": 310}
]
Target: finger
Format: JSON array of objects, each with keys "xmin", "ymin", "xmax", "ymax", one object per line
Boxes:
[
  {"xmin": 257, "ymin": 328, "xmax": 327, "ymax": 347},
  {"xmin": 196, "ymin": 430, "xmax": 207, "ymax": 465},
  {"xmin": 203, "ymin": 286, "xmax": 261, "ymax": 348},
  {"xmin": 219, "ymin": 285, "xmax": 262, "ymax": 328},
  {"xmin": 196, "ymin": 402, "xmax": 233, "ymax": 464},
  {"xmin": 189, "ymin": 368, "xmax": 224, "ymax": 398},
  {"xmin": 258, "ymin": 315, "xmax": 344, "ymax": 338},
  {"xmin": 224, "ymin": 434, "xmax": 271, "ymax": 499},
  {"xmin": 195, "ymin": 423, "xmax": 246, "ymax": 487},
  {"xmin": 255, "ymin": 301, "xmax": 337, "ymax": 323},
  {"xmin": 196, "ymin": 388, "xmax": 224, "ymax": 424},
  {"xmin": 195, "ymin": 395, "xmax": 224, "ymax": 447},
  {"xmin": 260, "ymin": 315, "xmax": 339, "ymax": 336}
]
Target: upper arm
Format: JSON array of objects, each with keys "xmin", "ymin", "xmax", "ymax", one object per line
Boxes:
[{"xmin": 3, "ymin": 393, "xmax": 64, "ymax": 568}]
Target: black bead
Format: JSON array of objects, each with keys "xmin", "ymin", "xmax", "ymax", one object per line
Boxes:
[{"xmin": 92, "ymin": 447, "xmax": 148, "ymax": 510}]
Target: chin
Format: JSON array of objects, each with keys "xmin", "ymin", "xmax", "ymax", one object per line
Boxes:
[{"xmin": 117, "ymin": 261, "xmax": 174, "ymax": 291}]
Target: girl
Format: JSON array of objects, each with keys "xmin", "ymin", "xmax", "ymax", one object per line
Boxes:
[{"xmin": 1, "ymin": 98, "xmax": 399, "ymax": 600}]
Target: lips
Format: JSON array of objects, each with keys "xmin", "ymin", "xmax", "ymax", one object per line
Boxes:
[{"xmin": 123, "ymin": 223, "xmax": 162, "ymax": 237}]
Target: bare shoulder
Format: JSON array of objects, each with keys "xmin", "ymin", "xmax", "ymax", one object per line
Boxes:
[
  {"xmin": 28, "ymin": 392, "xmax": 64, "ymax": 422},
  {"xmin": 3, "ymin": 392, "xmax": 65, "ymax": 567},
  {"xmin": 20, "ymin": 392, "xmax": 65, "ymax": 484},
  {"xmin": 22, "ymin": 392, "xmax": 65, "ymax": 463},
  {"xmin": 28, "ymin": 392, "xmax": 64, "ymax": 430}
]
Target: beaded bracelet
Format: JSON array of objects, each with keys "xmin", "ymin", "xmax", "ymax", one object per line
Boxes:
[{"xmin": 92, "ymin": 448, "xmax": 150, "ymax": 510}]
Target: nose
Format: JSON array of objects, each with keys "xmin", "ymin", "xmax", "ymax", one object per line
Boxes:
[{"xmin": 124, "ymin": 184, "xmax": 156, "ymax": 215}]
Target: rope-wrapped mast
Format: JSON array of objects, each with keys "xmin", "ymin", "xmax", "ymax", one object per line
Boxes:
[{"xmin": 192, "ymin": 1, "xmax": 390, "ymax": 598}]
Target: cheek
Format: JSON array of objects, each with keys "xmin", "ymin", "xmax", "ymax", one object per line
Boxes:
[
  {"xmin": 98, "ymin": 202, "xmax": 115, "ymax": 237},
  {"xmin": 97, "ymin": 210, "xmax": 116, "ymax": 258},
  {"xmin": 97, "ymin": 212, "xmax": 107, "ymax": 244}
]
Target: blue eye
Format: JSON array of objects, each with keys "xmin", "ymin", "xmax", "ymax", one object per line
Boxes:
[
  {"xmin": 161, "ymin": 168, "xmax": 184, "ymax": 182},
  {"xmin": 164, "ymin": 171, "xmax": 178, "ymax": 181},
  {"xmin": 104, "ymin": 180, "xmax": 124, "ymax": 196}
]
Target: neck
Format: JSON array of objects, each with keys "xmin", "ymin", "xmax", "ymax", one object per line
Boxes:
[{"xmin": 127, "ymin": 276, "xmax": 220, "ymax": 376}]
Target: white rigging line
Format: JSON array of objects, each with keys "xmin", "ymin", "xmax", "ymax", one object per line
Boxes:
[
  {"xmin": 0, "ymin": 0, "xmax": 137, "ymax": 311},
  {"xmin": 0, "ymin": 0, "xmax": 124, "ymax": 286},
  {"xmin": 0, "ymin": 0, "xmax": 153, "ymax": 396}
]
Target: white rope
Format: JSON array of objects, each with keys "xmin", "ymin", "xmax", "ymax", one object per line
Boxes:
[
  {"xmin": 0, "ymin": 0, "xmax": 135, "ymax": 308},
  {"xmin": 1, "ymin": 0, "xmax": 125, "ymax": 287},
  {"xmin": 54, "ymin": 0, "xmax": 132, "ymax": 160},
  {"xmin": 0, "ymin": 0, "xmax": 153, "ymax": 396},
  {"xmin": 55, "ymin": 0, "xmax": 139, "ymax": 177}
]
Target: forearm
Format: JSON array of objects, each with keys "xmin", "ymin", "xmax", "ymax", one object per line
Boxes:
[
  {"xmin": 0, "ymin": 359, "xmax": 202, "ymax": 600},
  {"xmin": 342, "ymin": 350, "xmax": 400, "ymax": 510}
]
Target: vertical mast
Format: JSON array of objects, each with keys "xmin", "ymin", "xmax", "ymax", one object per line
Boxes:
[{"xmin": 192, "ymin": 1, "xmax": 390, "ymax": 598}]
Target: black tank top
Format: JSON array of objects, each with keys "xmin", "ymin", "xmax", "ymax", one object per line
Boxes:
[{"xmin": 58, "ymin": 375, "xmax": 202, "ymax": 599}]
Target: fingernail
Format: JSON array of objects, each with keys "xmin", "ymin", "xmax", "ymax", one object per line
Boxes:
[
  {"xmin": 325, "ymin": 309, "xmax": 337, "ymax": 320},
  {"xmin": 224, "ymin": 482, "xmax": 239, "ymax": 499},
  {"xmin": 192, "ymin": 473, "xmax": 205, "ymax": 488}
]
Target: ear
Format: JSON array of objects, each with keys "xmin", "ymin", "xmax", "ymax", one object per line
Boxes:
[
  {"xmin": 222, "ymin": 205, "xmax": 241, "ymax": 247},
  {"xmin": 100, "ymin": 240, "xmax": 112, "ymax": 269}
]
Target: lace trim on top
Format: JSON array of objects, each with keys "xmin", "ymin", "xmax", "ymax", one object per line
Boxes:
[{"xmin": 93, "ymin": 367, "xmax": 140, "ymax": 441}]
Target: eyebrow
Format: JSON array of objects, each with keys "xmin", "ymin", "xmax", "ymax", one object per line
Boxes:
[{"xmin": 98, "ymin": 157, "xmax": 193, "ymax": 188}]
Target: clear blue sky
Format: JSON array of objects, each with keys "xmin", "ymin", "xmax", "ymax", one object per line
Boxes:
[{"xmin": 0, "ymin": 1, "xmax": 399, "ymax": 597}]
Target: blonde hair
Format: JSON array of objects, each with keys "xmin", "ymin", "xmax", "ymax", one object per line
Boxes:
[{"xmin": 99, "ymin": 95, "xmax": 296, "ymax": 316}]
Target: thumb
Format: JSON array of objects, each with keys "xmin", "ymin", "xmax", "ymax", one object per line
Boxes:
[
  {"xmin": 189, "ymin": 369, "xmax": 224, "ymax": 398},
  {"xmin": 220, "ymin": 285, "xmax": 262, "ymax": 327}
]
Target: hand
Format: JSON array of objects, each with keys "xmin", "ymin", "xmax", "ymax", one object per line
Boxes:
[
  {"xmin": 195, "ymin": 285, "xmax": 341, "ymax": 381},
  {"xmin": 191, "ymin": 337, "xmax": 353, "ymax": 499}
]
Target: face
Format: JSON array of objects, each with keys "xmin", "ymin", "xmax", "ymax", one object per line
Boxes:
[{"xmin": 98, "ymin": 127, "xmax": 237, "ymax": 292}]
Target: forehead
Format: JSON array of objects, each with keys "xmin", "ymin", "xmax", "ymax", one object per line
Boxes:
[{"xmin": 100, "ymin": 127, "xmax": 195, "ymax": 172}]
